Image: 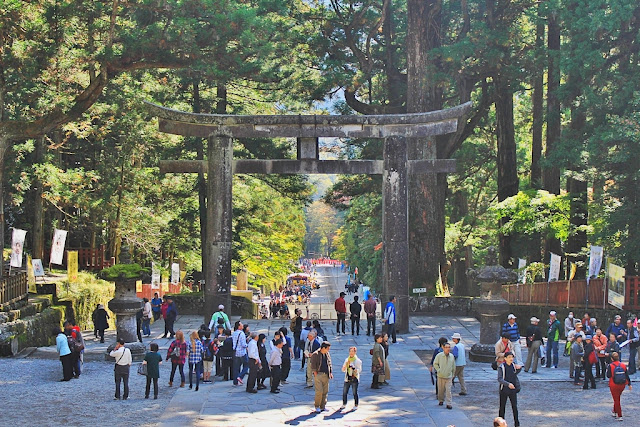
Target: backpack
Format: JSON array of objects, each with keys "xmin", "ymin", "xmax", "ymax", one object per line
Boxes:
[
  {"xmin": 203, "ymin": 340, "xmax": 213, "ymax": 361},
  {"xmin": 611, "ymin": 362, "xmax": 627, "ymax": 385},
  {"xmin": 290, "ymin": 316, "xmax": 296, "ymax": 332}
]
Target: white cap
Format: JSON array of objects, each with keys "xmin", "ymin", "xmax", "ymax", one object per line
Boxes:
[
  {"xmin": 507, "ymin": 314, "xmax": 517, "ymax": 320},
  {"xmin": 550, "ymin": 310, "xmax": 557, "ymax": 316},
  {"xmin": 530, "ymin": 317, "xmax": 540, "ymax": 323},
  {"xmin": 451, "ymin": 332, "xmax": 462, "ymax": 340},
  {"xmin": 218, "ymin": 304, "xmax": 225, "ymax": 310}
]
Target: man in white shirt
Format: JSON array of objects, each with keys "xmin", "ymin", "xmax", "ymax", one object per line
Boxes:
[
  {"xmin": 232, "ymin": 321, "xmax": 249, "ymax": 385},
  {"xmin": 246, "ymin": 332, "xmax": 260, "ymax": 393},
  {"xmin": 269, "ymin": 339, "xmax": 284, "ymax": 394},
  {"xmin": 109, "ymin": 338, "xmax": 132, "ymax": 400}
]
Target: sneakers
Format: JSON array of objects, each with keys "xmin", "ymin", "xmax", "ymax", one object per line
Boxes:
[
  {"xmin": 315, "ymin": 407, "xmax": 321, "ymax": 413},
  {"xmin": 616, "ymin": 417, "xmax": 624, "ymax": 422},
  {"xmin": 459, "ymin": 392, "xmax": 467, "ymax": 396},
  {"xmin": 438, "ymin": 402, "xmax": 444, "ymax": 406},
  {"xmin": 236, "ymin": 377, "xmax": 244, "ymax": 385},
  {"xmin": 281, "ymin": 380, "xmax": 288, "ymax": 384},
  {"xmin": 339, "ymin": 405, "xmax": 346, "ymax": 410},
  {"xmin": 446, "ymin": 405, "xmax": 452, "ymax": 410}
]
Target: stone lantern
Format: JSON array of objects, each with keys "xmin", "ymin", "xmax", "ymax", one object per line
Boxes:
[
  {"xmin": 467, "ymin": 246, "xmax": 517, "ymax": 362},
  {"xmin": 105, "ymin": 246, "xmax": 146, "ymax": 361}
]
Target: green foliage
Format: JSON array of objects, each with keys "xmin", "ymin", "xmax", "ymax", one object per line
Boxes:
[
  {"xmin": 100, "ymin": 264, "xmax": 148, "ymax": 281},
  {"xmin": 57, "ymin": 272, "xmax": 116, "ymax": 330}
]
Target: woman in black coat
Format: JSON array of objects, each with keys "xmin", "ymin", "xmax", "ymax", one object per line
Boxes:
[
  {"xmin": 257, "ymin": 334, "xmax": 270, "ymax": 389},
  {"xmin": 94, "ymin": 305, "xmax": 110, "ymax": 343}
]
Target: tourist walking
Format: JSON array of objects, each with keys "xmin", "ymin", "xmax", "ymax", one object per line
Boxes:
[
  {"xmin": 64, "ymin": 320, "xmax": 83, "ymax": 378},
  {"xmin": 188, "ymin": 330, "xmax": 204, "ymax": 391},
  {"xmin": 280, "ymin": 327, "xmax": 294, "ymax": 383},
  {"xmin": 208, "ymin": 304, "xmax": 231, "ymax": 331},
  {"xmin": 167, "ymin": 330, "xmax": 187, "ymax": 387},
  {"xmin": 92, "ymin": 304, "xmax": 100, "ymax": 338},
  {"xmin": 219, "ymin": 329, "xmax": 234, "ymax": 381},
  {"xmin": 341, "ymin": 346, "xmax": 362, "ymax": 410},
  {"xmin": 304, "ymin": 330, "xmax": 321, "ymax": 388},
  {"xmin": 232, "ymin": 321, "xmax": 249, "ymax": 385},
  {"xmin": 143, "ymin": 342, "xmax": 162, "ymax": 399},
  {"xmin": 433, "ymin": 342, "xmax": 456, "ymax": 409},
  {"xmin": 364, "ymin": 294, "xmax": 377, "ymax": 336},
  {"xmin": 109, "ymin": 338, "xmax": 132, "ymax": 400},
  {"xmin": 451, "ymin": 332, "xmax": 467, "ymax": 395},
  {"xmin": 201, "ymin": 330, "xmax": 215, "ymax": 383},
  {"xmin": 626, "ymin": 319, "xmax": 638, "ymax": 374},
  {"xmin": 311, "ymin": 342, "xmax": 333, "ymax": 412},
  {"xmin": 151, "ymin": 292, "xmax": 162, "ymax": 321},
  {"xmin": 571, "ymin": 334, "xmax": 584, "ymax": 385},
  {"xmin": 495, "ymin": 334, "xmax": 515, "ymax": 366},
  {"xmin": 269, "ymin": 338, "xmax": 284, "ymax": 393},
  {"xmin": 142, "ymin": 298, "xmax": 152, "ymax": 337},
  {"xmin": 379, "ymin": 333, "xmax": 391, "ymax": 385},
  {"xmin": 593, "ymin": 328, "xmax": 608, "ymax": 379},
  {"xmin": 300, "ymin": 321, "xmax": 312, "ymax": 369},
  {"xmin": 54, "ymin": 327, "xmax": 73, "ymax": 381},
  {"xmin": 605, "ymin": 315, "xmax": 627, "ymax": 360},
  {"xmin": 335, "ymin": 292, "xmax": 347, "ymax": 335},
  {"xmin": 497, "ymin": 351, "xmax": 520, "ymax": 427},
  {"xmin": 246, "ymin": 332, "xmax": 260, "ymax": 393},
  {"xmin": 430, "ymin": 337, "xmax": 449, "ymax": 396},
  {"xmin": 292, "ymin": 308, "xmax": 303, "ymax": 360},
  {"xmin": 165, "ymin": 296, "xmax": 178, "ymax": 338},
  {"xmin": 136, "ymin": 307, "xmax": 144, "ymax": 343},
  {"xmin": 607, "ymin": 351, "xmax": 632, "ymax": 421},
  {"xmin": 502, "ymin": 314, "xmax": 522, "ymax": 365},
  {"xmin": 371, "ymin": 334, "xmax": 385, "ymax": 389},
  {"xmin": 384, "ymin": 296, "xmax": 397, "ymax": 343},
  {"xmin": 583, "ymin": 335, "xmax": 597, "ymax": 389},
  {"xmin": 564, "ymin": 311, "xmax": 576, "ymax": 356},
  {"xmin": 524, "ymin": 317, "xmax": 543, "ymax": 373},
  {"xmin": 94, "ymin": 304, "xmax": 109, "ymax": 343},
  {"xmin": 257, "ymin": 333, "xmax": 269, "ymax": 390},
  {"xmin": 546, "ymin": 311, "xmax": 562, "ymax": 368},
  {"xmin": 350, "ymin": 296, "xmax": 361, "ymax": 335}
]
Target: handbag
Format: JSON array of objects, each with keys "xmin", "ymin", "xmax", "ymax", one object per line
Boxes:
[
  {"xmin": 137, "ymin": 363, "xmax": 148, "ymax": 376},
  {"xmin": 170, "ymin": 343, "xmax": 181, "ymax": 359},
  {"xmin": 588, "ymin": 350, "xmax": 597, "ymax": 365}
]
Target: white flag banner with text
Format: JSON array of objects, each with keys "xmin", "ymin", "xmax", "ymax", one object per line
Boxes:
[
  {"xmin": 49, "ymin": 229, "xmax": 68, "ymax": 265},
  {"xmin": 10, "ymin": 228, "xmax": 27, "ymax": 268},
  {"xmin": 587, "ymin": 246, "xmax": 604, "ymax": 282},
  {"xmin": 548, "ymin": 253, "xmax": 561, "ymax": 282},
  {"xmin": 151, "ymin": 262, "xmax": 161, "ymax": 288},
  {"xmin": 171, "ymin": 263, "xmax": 180, "ymax": 284},
  {"xmin": 518, "ymin": 258, "xmax": 527, "ymax": 283}
]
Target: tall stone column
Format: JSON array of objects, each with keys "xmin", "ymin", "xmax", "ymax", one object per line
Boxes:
[
  {"xmin": 205, "ymin": 135, "xmax": 233, "ymax": 325},
  {"xmin": 382, "ymin": 136, "xmax": 409, "ymax": 333}
]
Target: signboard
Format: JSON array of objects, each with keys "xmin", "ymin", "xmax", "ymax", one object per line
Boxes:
[
  {"xmin": 50, "ymin": 229, "xmax": 68, "ymax": 265},
  {"xmin": 517, "ymin": 258, "xmax": 527, "ymax": 283},
  {"xmin": 162, "ymin": 282, "xmax": 169, "ymax": 292},
  {"xmin": 67, "ymin": 251, "xmax": 78, "ymax": 283},
  {"xmin": 10, "ymin": 228, "xmax": 27, "ymax": 268},
  {"xmin": 27, "ymin": 255, "xmax": 36, "ymax": 290},
  {"xmin": 412, "ymin": 287, "xmax": 427, "ymax": 294},
  {"xmin": 607, "ymin": 259, "xmax": 625, "ymax": 310},
  {"xmin": 548, "ymin": 253, "xmax": 561, "ymax": 282},
  {"xmin": 32, "ymin": 259, "xmax": 45, "ymax": 277},
  {"xmin": 588, "ymin": 246, "xmax": 604, "ymax": 280},
  {"xmin": 171, "ymin": 263, "xmax": 180, "ymax": 284},
  {"xmin": 136, "ymin": 280, "xmax": 143, "ymax": 293},
  {"xmin": 151, "ymin": 262, "xmax": 161, "ymax": 289}
]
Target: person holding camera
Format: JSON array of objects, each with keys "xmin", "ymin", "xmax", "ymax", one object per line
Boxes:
[
  {"xmin": 341, "ymin": 346, "xmax": 362, "ymax": 410},
  {"xmin": 109, "ymin": 338, "xmax": 132, "ymax": 400}
]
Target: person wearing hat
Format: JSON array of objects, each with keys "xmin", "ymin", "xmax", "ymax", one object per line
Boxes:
[
  {"xmin": 451, "ymin": 333, "xmax": 467, "ymax": 395},
  {"xmin": 497, "ymin": 351, "xmax": 520, "ymax": 427},
  {"xmin": 546, "ymin": 311, "xmax": 562, "ymax": 368},
  {"xmin": 582, "ymin": 335, "xmax": 597, "ymax": 389},
  {"xmin": 571, "ymin": 334, "xmax": 585, "ymax": 385},
  {"xmin": 524, "ymin": 317, "xmax": 543, "ymax": 373},
  {"xmin": 567, "ymin": 322, "xmax": 586, "ymax": 378},
  {"xmin": 208, "ymin": 304, "xmax": 231, "ymax": 331},
  {"xmin": 502, "ymin": 314, "xmax": 523, "ymax": 366}
]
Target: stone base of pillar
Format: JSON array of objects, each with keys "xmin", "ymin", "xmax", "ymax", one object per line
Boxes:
[
  {"xmin": 105, "ymin": 341, "xmax": 147, "ymax": 362},
  {"xmin": 469, "ymin": 343, "xmax": 499, "ymax": 362}
]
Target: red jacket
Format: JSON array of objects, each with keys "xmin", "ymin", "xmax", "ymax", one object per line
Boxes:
[
  {"xmin": 593, "ymin": 334, "xmax": 608, "ymax": 357},
  {"xmin": 335, "ymin": 297, "xmax": 346, "ymax": 314}
]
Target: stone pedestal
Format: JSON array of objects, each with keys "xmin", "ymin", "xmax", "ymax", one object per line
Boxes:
[
  {"xmin": 469, "ymin": 296, "xmax": 510, "ymax": 362},
  {"xmin": 105, "ymin": 276, "xmax": 146, "ymax": 361}
]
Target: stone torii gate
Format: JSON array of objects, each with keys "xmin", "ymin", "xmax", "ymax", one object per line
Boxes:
[{"xmin": 147, "ymin": 101, "xmax": 472, "ymax": 333}]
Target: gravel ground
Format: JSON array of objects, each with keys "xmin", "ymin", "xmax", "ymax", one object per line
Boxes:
[
  {"xmin": 0, "ymin": 358, "xmax": 178, "ymax": 427},
  {"xmin": 456, "ymin": 378, "xmax": 638, "ymax": 426}
]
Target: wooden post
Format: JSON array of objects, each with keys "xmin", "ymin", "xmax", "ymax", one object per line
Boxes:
[
  {"xmin": 205, "ymin": 136, "xmax": 233, "ymax": 324},
  {"xmin": 382, "ymin": 136, "xmax": 409, "ymax": 334}
]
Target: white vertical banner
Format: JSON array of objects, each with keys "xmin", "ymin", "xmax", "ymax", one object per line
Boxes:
[
  {"xmin": 10, "ymin": 228, "xmax": 28, "ymax": 268},
  {"xmin": 49, "ymin": 229, "xmax": 68, "ymax": 265},
  {"xmin": 606, "ymin": 259, "xmax": 625, "ymax": 310},
  {"xmin": 171, "ymin": 262, "xmax": 180, "ymax": 284},
  {"xmin": 151, "ymin": 262, "xmax": 161, "ymax": 289},
  {"xmin": 517, "ymin": 258, "xmax": 527, "ymax": 283},
  {"xmin": 587, "ymin": 245, "xmax": 604, "ymax": 283},
  {"xmin": 548, "ymin": 252, "xmax": 561, "ymax": 282}
]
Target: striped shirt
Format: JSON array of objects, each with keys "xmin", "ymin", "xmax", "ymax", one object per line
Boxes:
[{"xmin": 501, "ymin": 322, "xmax": 520, "ymax": 341}]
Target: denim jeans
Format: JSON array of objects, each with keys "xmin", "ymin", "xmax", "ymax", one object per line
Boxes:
[
  {"xmin": 342, "ymin": 380, "xmax": 359, "ymax": 406},
  {"xmin": 142, "ymin": 318, "xmax": 151, "ymax": 336},
  {"xmin": 189, "ymin": 361, "xmax": 203, "ymax": 388},
  {"xmin": 233, "ymin": 354, "xmax": 249, "ymax": 385},
  {"xmin": 546, "ymin": 340, "xmax": 559, "ymax": 368}
]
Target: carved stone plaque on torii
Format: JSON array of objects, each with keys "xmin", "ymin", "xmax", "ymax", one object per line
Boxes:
[{"xmin": 147, "ymin": 101, "xmax": 472, "ymax": 333}]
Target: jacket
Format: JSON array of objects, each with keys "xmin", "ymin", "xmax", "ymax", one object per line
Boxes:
[
  {"xmin": 605, "ymin": 322, "xmax": 627, "ymax": 343},
  {"xmin": 350, "ymin": 301, "xmax": 362, "ymax": 318},
  {"xmin": 498, "ymin": 362, "xmax": 520, "ymax": 394},
  {"xmin": 547, "ymin": 319, "xmax": 562, "ymax": 342},
  {"xmin": 342, "ymin": 356, "xmax": 363, "ymax": 382},
  {"xmin": 495, "ymin": 339, "xmax": 514, "ymax": 363},
  {"xmin": 593, "ymin": 334, "xmax": 608, "ymax": 357},
  {"xmin": 94, "ymin": 308, "xmax": 110, "ymax": 330},
  {"xmin": 433, "ymin": 352, "xmax": 456, "ymax": 379},
  {"xmin": 335, "ymin": 297, "xmax": 347, "ymax": 314},
  {"xmin": 525, "ymin": 325, "xmax": 543, "ymax": 347},
  {"xmin": 583, "ymin": 342, "xmax": 595, "ymax": 364},
  {"xmin": 364, "ymin": 298, "xmax": 377, "ymax": 318},
  {"xmin": 570, "ymin": 341, "xmax": 584, "ymax": 364},
  {"xmin": 310, "ymin": 349, "xmax": 332, "ymax": 375}
]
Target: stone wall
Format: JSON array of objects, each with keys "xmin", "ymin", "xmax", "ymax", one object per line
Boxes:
[
  {"xmin": 409, "ymin": 296, "xmax": 476, "ymax": 316},
  {"xmin": 169, "ymin": 293, "xmax": 205, "ymax": 315},
  {"xmin": 0, "ymin": 298, "xmax": 65, "ymax": 356}
]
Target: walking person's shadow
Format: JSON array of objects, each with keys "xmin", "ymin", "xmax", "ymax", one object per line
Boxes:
[{"xmin": 284, "ymin": 411, "xmax": 320, "ymax": 425}]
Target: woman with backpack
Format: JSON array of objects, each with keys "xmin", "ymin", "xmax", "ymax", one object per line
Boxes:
[
  {"xmin": 607, "ymin": 351, "xmax": 632, "ymax": 421},
  {"xmin": 166, "ymin": 330, "xmax": 187, "ymax": 387}
]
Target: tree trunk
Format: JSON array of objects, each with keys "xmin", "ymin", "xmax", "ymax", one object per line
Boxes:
[
  {"xmin": 531, "ymin": 6, "xmax": 544, "ymax": 188},
  {"xmin": 32, "ymin": 135, "xmax": 46, "ymax": 260},
  {"xmin": 544, "ymin": 9, "xmax": 562, "ymax": 261},
  {"xmin": 406, "ymin": 0, "xmax": 445, "ymax": 292},
  {"xmin": 495, "ymin": 75, "xmax": 519, "ymax": 267}
]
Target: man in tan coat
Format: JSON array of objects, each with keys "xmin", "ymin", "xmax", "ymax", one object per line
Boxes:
[
  {"xmin": 310, "ymin": 342, "xmax": 333, "ymax": 413},
  {"xmin": 433, "ymin": 342, "xmax": 456, "ymax": 409},
  {"xmin": 495, "ymin": 334, "xmax": 515, "ymax": 365}
]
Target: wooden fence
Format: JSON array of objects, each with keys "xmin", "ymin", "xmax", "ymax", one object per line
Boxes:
[
  {"xmin": 45, "ymin": 245, "xmax": 114, "ymax": 271},
  {"xmin": 0, "ymin": 272, "xmax": 28, "ymax": 307},
  {"xmin": 502, "ymin": 277, "xmax": 640, "ymax": 310}
]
